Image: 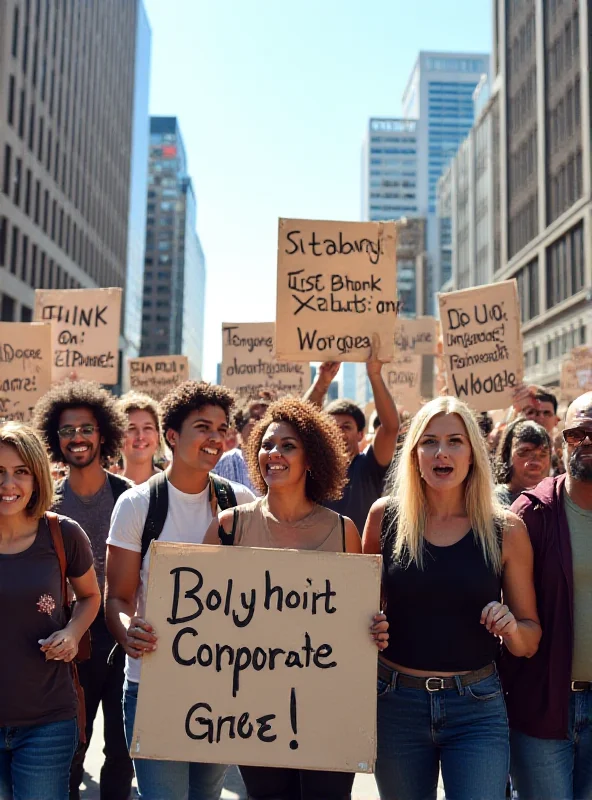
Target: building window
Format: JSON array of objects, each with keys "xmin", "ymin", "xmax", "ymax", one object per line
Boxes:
[
  {"xmin": 24, "ymin": 169, "xmax": 31, "ymax": 215},
  {"xmin": 20, "ymin": 235, "xmax": 28, "ymax": 281},
  {"xmin": 30, "ymin": 244, "xmax": 37, "ymax": 287},
  {"xmin": 2, "ymin": 145, "xmax": 11, "ymax": 195},
  {"xmin": 0, "ymin": 217, "xmax": 6, "ymax": 267},
  {"xmin": 10, "ymin": 226, "xmax": 18, "ymax": 275},
  {"xmin": 18, "ymin": 89, "xmax": 26, "ymax": 138},
  {"xmin": 1, "ymin": 294, "xmax": 16, "ymax": 322},
  {"xmin": 7, "ymin": 75, "xmax": 16, "ymax": 126},
  {"xmin": 20, "ymin": 305, "xmax": 33, "ymax": 322}
]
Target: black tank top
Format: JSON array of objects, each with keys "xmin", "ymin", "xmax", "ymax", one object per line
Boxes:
[{"xmin": 380, "ymin": 503, "xmax": 503, "ymax": 672}]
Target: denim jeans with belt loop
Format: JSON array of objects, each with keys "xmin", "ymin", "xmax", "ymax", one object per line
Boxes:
[{"xmin": 375, "ymin": 664, "xmax": 510, "ymax": 800}]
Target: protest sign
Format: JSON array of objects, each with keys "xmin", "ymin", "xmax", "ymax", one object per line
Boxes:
[
  {"xmin": 131, "ymin": 542, "xmax": 381, "ymax": 772},
  {"xmin": 128, "ymin": 355, "xmax": 189, "ymax": 401},
  {"xmin": 0, "ymin": 322, "xmax": 52, "ymax": 422},
  {"xmin": 394, "ymin": 317, "xmax": 438, "ymax": 355},
  {"xmin": 561, "ymin": 348, "xmax": 592, "ymax": 402},
  {"xmin": 382, "ymin": 354, "xmax": 423, "ymax": 414},
  {"xmin": 222, "ymin": 322, "xmax": 310, "ymax": 398},
  {"xmin": 275, "ymin": 219, "xmax": 398, "ymax": 362},
  {"xmin": 438, "ymin": 280, "xmax": 523, "ymax": 412},
  {"xmin": 34, "ymin": 288, "xmax": 122, "ymax": 384}
]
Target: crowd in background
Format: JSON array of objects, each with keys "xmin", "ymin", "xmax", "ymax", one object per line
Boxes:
[{"xmin": 0, "ymin": 352, "xmax": 591, "ymax": 800}]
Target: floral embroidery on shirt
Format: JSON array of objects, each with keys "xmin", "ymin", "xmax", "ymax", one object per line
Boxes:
[{"xmin": 37, "ymin": 594, "xmax": 56, "ymax": 616}]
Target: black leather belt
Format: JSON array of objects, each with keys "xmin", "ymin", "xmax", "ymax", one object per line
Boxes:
[
  {"xmin": 378, "ymin": 660, "xmax": 496, "ymax": 693},
  {"xmin": 572, "ymin": 681, "xmax": 592, "ymax": 692}
]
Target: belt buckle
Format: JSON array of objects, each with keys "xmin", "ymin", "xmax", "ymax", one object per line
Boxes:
[
  {"xmin": 426, "ymin": 677, "xmax": 445, "ymax": 693},
  {"xmin": 571, "ymin": 681, "xmax": 587, "ymax": 692}
]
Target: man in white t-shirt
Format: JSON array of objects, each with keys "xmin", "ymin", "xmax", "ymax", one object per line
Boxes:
[{"xmin": 105, "ymin": 381, "xmax": 254, "ymax": 800}]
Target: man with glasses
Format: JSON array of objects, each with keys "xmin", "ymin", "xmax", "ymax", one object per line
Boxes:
[
  {"xmin": 34, "ymin": 382, "xmax": 133, "ymax": 800},
  {"xmin": 500, "ymin": 391, "xmax": 592, "ymax": 799}
]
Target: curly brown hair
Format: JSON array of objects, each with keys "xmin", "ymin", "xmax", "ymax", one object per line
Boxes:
[
  {"xmin": 33, "ymin": 381, "xmax": 126, "ymax": 463},
  {"xmin": 244, "ymin": 398, "xmax": 349, "ymax": 502},
  {"xmin": 159, "ymin": 381, "xmax": 236, "ymax": 442}
]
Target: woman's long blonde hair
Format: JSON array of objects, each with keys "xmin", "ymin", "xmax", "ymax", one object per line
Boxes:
[{"xmin": 390, "ymin": 396, "xmax": 504, "ymax": 573}]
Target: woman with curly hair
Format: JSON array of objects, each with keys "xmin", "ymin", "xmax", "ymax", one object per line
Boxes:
[
  {"xmin": 203, "ymin": 398, "xmax": 388, "ymax": 800},
  {"xmin": 0, "ymin": 422, "xmax": 100, "ymax": 800}
]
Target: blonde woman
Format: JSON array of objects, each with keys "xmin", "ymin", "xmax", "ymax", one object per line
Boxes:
[
  {"xmin": 362, "ymin": 397, "xmax": 541, "ymax": 800},
  {"xmin": 0, "ymin": 422, "xmax": 100, "ymax": 800}
]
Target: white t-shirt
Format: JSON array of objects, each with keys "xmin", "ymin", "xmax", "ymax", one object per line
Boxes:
[{"xmin": 107, "ymin": 477, "xmax": 255, "ymax": 683}]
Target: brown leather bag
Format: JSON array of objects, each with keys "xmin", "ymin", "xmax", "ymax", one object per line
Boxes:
[{"xmin": 45, "ymin": 511, "xmax": 92, "ymax": 742}]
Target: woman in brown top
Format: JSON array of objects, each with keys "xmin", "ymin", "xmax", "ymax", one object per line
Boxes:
[
  {"xmin": 0, "ymin": 422, "xmax": 100, "ymax": 800},
  {"xmin": 203, "ymin": 398, "xmax": 388, "ymax": 800}
]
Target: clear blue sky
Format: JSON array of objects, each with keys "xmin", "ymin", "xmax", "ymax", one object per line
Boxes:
[{"xmin": 142, "ymin": 0, "xmax": 491, "ymax": 382}]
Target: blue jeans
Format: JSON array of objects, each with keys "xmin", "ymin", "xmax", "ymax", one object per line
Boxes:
[
  {"xmin": 123, "ymin": 680, "xmax": 227, "ymax": 800},
  {"xmin": 0, "ymin": 718, "xmax": 78, "ymax": 800},
  {"xmin": 375, "ymin": 668, "xmax": 509, "ymax": 800},
  {"xmin": 510, "ymin": 689, "xmax": 592, "ymax": 799}
]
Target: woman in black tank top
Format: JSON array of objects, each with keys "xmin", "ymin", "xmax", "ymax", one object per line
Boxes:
[{"xmin": 363, "ymin": 397, "xmax": 541, "ymax": 800}]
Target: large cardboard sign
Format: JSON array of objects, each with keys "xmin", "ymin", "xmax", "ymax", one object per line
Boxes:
[
  {"xmin": 275, "ymin": 219, "xmax": 398, "ymax": 362},
  {"xmin": 438, "ymin": 280, "xmax": 523, "ymax": 412},
  {"xmin": 34, "ymin": 288, "xmax": 122, "ymax": 384},
  {"xmin": 222, "ymin": 323, "xmax": 310, "ymax": 398},
  {"xmin": 382, "ymin": 355, "xmax": 423, "ymax": 414},
  {"xmin": 394, "ymin": 317, "xmax": 438, "ymax": 355},
  {"xmin": 561, "ymin": 347, "xmax": 592, "ymax": 402},
  {"xmin": 131, "ymin": 542, "xmax": 381, "ymax": 772},
  {"xmin": 128, "ymin": 355, "xmax": 189, "ymax": 401},
  {"xmin": 0, "ymin": 322, "xmax": 52, "ymax": 422}
]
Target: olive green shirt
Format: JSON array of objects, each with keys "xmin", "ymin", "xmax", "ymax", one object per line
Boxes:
[{"xmin": 566, "ymin": 490, "xmax": 592, "ymax": 681}]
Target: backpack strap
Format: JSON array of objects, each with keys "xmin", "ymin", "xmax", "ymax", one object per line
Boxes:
[
  {"xmin": 106, "ymin": 472, "xmax": 132, "ymax": 503},
  {"xmin": 45, "ymin": 512, "xmax": 68, "ymax": 609},
  {"xmin": 141, "ymin": 471, "xmax": 169, "ymax": 561},
  {"xmin": 44, "ymin": 512, "xmax": 88, "ymax": 742},
  {"xmin": 209, "ymin": 473, "xmax": 237, "ymax": 514},
  {"xmin": 218, "ymin": 508, "xmax": 238, "ymax": 546}
]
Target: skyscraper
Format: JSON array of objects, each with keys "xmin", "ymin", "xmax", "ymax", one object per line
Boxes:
[
  {"xmin": 362, "ymin": 118, "xmax": 418, "ymax": 222},
  {"xmin": 123, "ymin": 2, "xmax": 152, "ymax": 376},
  {"xmin": 403, "ymin": 51, "xmax": 490, "ymax": 305},
  {"xmin": 141, "ymin": 117, "xmax": 205, "ymax": 379},
  {"xmin": 0, "ymin": 0, "xmax": 141, "ymax": 329}
]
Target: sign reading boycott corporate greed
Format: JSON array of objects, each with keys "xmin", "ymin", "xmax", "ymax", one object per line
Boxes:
[
  {"xmin": 222, "ymin": 323, "xmax": 310, "ymax": 397},
  {"xmin": 132, "ymin": 543, "xmax": 380, "ymax": 772},
  {"xmin": 438, "ymin": 280, "xmax": 524, "ymax": 412},
  {"xmin": 34, "ymin": 288, "xmax": 122, "ymax": 383},
  {"xmin": 0, "ymin": 323, "xmax": 52, "ymax": 422},
  {"xmin": 275, "ymin": 219, "xmax": 398, "ymax": 362},
  {"xmin": 128, "ymin": 355, "xmax": 189, "ymax": 401}
]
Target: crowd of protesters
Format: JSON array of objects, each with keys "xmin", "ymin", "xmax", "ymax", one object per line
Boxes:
[{"xmin": 0, "ymin": 345, "xmax": 590, "ymax": 800}]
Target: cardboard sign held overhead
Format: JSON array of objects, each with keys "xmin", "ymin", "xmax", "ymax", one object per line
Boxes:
[
  {"xmin": 275, "ymin": 219, "xmax": 398, "ymax": 363},
  {"xmin": 382, "ymin": 354, "xmax": 423, "ymax": 414},
  {"xmin": 561, "ymin": 347, "xmax": 592, "ymax": 402},
  {"xmin": 221, "ymin": 323, "xmax": 311, "ymax": 398},
  {"xmin": 0, "ymin": 322, "xmax": 53, "ymax": 422},
  {"xmin": 394, "ymin": 317, "xmax": 438, "ymax": 356},
  {"xmin": 438, "ymin": 280, "xmax": 524, "ymax": 412},
  {"xmin": 131, "ymin": 542, "xmax": 380, "ymax": 773},
  {"xmin": 34, "ymin": 288, "xmax": 122, "ymax": 384},
  {"xmin": 128, "ymin": 355, "xmax": 189, "ymax": 401}
]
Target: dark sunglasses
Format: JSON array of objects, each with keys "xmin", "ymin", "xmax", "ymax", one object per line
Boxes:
[{"xmin": 562, "ymin": 427, "xmax": 592, "ymax": 446}]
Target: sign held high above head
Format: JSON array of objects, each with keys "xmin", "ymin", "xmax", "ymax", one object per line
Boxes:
[
  {"xmin": 34, "ymin": 288, "xmax": 122, "ymax": 384},
  {"xmin": 131, "ymin": 542, "xmax": 380, "ymax": 772},
  {"xmin": 275, "ymin": 219, "xmax": 398, "ymax": 363},
  {"xmin": 438, "ymin": 280, "xmax": 524, "ymax": 412},
  {"xmin": 127, "ymin": 355, "xmax": 189, "ymax": 401},
  {"xmin": 0, "ymin": 322, "xmax": 53, "ymax": 423},
  {"xmin": 221, "ymin": 322, "xmax": 310, "ymax": 398},
  {"xmin": 394, "ymin": 316, "xmax": 438, "ymax": 356}
]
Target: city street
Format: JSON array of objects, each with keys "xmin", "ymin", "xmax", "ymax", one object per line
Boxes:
[{"xmin": 81, "ymin": 709, "xmax": 445, "ymax": 799}]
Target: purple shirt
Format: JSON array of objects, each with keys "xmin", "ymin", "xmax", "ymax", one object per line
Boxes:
[{"xmin": 498, "ymin": 475, "xmax": 573, "ymax": 740}]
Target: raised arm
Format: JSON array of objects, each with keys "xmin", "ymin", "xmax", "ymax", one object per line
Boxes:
[
  {"xmin": 303, "ymin": 362, "xmax": 341, "ymax": 409},
  {"xmin": 367, "ymin": 337, "xmax": 399, "ymax": 467}
]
